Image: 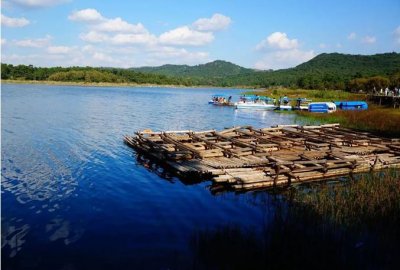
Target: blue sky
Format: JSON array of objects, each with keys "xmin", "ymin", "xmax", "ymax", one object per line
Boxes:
[{"xmin": 1, "ymin": 0, "xmax": 399, "ymax": 69}]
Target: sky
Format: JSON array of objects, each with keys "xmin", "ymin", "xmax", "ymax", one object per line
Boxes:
[{"xmin": 1, "ymin": 0, "xmax": 399, "ymax": 70}]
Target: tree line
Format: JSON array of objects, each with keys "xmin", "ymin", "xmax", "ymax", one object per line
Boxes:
[
  {"xmin": 1, "ymin": 64, "xmax": 194, "ymax": 86},
  {"xmin": 2, "ymin": 57, "xmax": 399, "ymax": 91}
]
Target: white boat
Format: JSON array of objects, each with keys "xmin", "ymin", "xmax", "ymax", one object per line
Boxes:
[
  {"xmin": 235, "ymin": 101, "xmax": 276, "ymax": 110},
  {"xmin": 278, "ymin": 105, "xmax": 293, "ymax": 110}
]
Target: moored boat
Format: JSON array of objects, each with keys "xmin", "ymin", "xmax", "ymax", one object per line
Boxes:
[
  {"xmin": 334, "ymin": 101, "xmax": 368, "ymax": 110},
  {"xmin": 208, "ymin": 95, "xmax": 234, "ymax": 106},
  {"xmin": 235, "ymin": 96, "xmax": 276, "ymax": 110},
  {"xmin": 294, "ymin": 98, "xmax": 311, "ymax": 110},
  {"xmin": 308, "ymin": 102, "xmax": 337, "ymax": 113},
  {"xmin": 277, "ymin": 96, "xmax": 292, "ymax": 110}
]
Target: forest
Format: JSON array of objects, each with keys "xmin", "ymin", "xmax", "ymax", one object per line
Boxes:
[{"xmin": 2, "ymin": 52, "xmax": 400, "ymax": 91}]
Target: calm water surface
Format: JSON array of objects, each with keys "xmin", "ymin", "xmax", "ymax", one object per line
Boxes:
[{"xmin": 2, "ymin": 84, "xmax": 297, "ymax": 269}]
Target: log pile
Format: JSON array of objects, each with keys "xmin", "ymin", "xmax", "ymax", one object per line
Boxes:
[{"xmin": 124, "ymin": 124, "xmax": 400, "ymax": 191}]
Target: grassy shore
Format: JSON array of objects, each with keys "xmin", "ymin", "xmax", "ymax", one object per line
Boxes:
[
  {"xmin": 296, "ymin": 106, "xmax": 400, "ymax": 137},
  {"xmin": 250, "ymin": 87, "xmax": 400, "ymax": 137}
]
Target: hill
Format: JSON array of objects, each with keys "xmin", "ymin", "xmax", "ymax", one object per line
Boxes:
[
  {"xmin": 2, "ymin": 52, "xmax": 399, "ymax": 89},
  {"xmin": 131, "ymin": 60, "xmax": 255, "ymax": 78},
  {"xmin": 212, "ymin": 52, "xmax": 400, "ymax": 88}
]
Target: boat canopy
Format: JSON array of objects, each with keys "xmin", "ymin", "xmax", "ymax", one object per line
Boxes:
[{"xmin": 240, "ymin": 95, "xmax": 274, "ymax": 101}]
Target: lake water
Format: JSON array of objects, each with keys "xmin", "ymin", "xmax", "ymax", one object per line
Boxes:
[{"xmin": 1, "ymin": 84, "xmax": 297, "ymax": 269}]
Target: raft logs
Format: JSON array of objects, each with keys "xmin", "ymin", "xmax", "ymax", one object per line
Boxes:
[{"xmin": 124, "ymin": 124, "xmax": 400, "ymax": 192}]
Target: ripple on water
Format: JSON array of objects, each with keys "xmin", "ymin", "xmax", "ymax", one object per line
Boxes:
[
  {"xmin": 2, "ymin": 84, "xmax": 295, "ymax": 265},
  {"xmin": 2, "ymin": 220, "xmax": 30, "ymax": 258}
]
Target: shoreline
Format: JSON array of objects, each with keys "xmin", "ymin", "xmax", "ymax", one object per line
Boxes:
[{"xmin": 1, "ymin": 79, "xmax": 258, "ymax": 90}]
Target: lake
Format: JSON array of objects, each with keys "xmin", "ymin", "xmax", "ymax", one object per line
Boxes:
[{"xmin": 1, "ymin": 84, "xmax": 297, "ymax": 269}]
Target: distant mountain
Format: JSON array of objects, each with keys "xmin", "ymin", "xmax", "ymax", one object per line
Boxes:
[
  {"xmin": 294, "ymin": 52, "xmax": 400, "ymax": 76},
  {"xmin": 212, "ymin": 52, "xmax": 400, "ymax": 89},
  {"xmin": 131, "ymin": 60, "xmax": 255, "ymax": 78},
  {"xmin": 2, "ymin": 52, "xmax": 399, "ymax": 89}
]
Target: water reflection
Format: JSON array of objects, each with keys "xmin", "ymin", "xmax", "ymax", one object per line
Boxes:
[
  {"xmin": 46, "ymin": 218, "xmax": 84, "ymax": 245},
  {"xmin": 2, "ymin": 146, "xmax": 76, "ymax": 205},
  {"xmin": 2, "ymin": 220, "xmax": 30, "ymax": 258},
  {"xmin": 2, "ymin": 84, "xmax": 297, "ymax": 268}
]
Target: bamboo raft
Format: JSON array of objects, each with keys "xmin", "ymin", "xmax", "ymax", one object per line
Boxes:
[{"xmin": 124, "ymin": 124, "xmax": 400, "ymax": 192}]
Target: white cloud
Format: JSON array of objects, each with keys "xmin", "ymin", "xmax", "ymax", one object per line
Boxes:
[
  {"xmin": 110, "ymin": 33, "xmax": 157, "ymax": 45},
  {"xmin": 69, "ymin": 9, "xmax": 147, "ymax": 34},
  {"xmin": 193, "ymin": 13, "xmax": 232, "ymax": 31},
  {"xmin": 361, "ymin": 35, "xmax": 376, "ymax": 44},
  {"xmin": 347, "ymin": 32, "xmax": 357, "ymax": 40},
  {"xmin": 254, "ymin": 32, "xmax": 314, "ymax": 70},
  {"xmin": 1, "ymin": 14, "xmax": 30, "ymax": 27},
  {"xmin": 394, "ymin": 26, "xmax": 400, "ymax": 44},
  {"xmin": 10, "ymin": 0, "xmax": 70, "ymax": 8},
  {"xmin": 93, "ymin": 18, "xmax": 147, "ymax": 33},
  {"xmin": 147, "ymin": 46, "xmax": 208, "ymax": 60},
  {"xmin": 92, "ymin": 52, "xmax": 116, "ymax": 63},
  {"xmin": 3, "ymin": 11, "xmax": 224, "ymax": 67},
  {"xmin": 159, "ymin": 26, "xmax": 214, "ymax": 46},
  {"xmin": 47, "ymin": 46, "xmax": 73, "ymax": 54},
  {"xmin": 254, "ymin": 49, "xmax": 315, "ymax": 70},
  {"xmin": 79, "ymin": 31, "xmax": 110, "ymax": 43},
  {"xmin": 256, "ymin": 32, "xmax": 299, "ymax": 50},
  {"xmin": 14, "ymin": 35, "xmax": 52, "ymax": 48},
  {"xmin": 336, "ymin": 43, "xmax": 342, "ymax": 48},
  {"xmin": 68, "ymin": 9, "xmax": 104, "ymax": 22},
  {"xmin": 319, "ymin": 43, "xmax": 327, "ymax": 48},
  {"xmin": 1, "ymin": 38, "xmax": 7, "ymax": 45}
]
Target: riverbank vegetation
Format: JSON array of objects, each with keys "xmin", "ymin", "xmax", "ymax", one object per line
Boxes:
[
  {"xmin": 296, "ymin": 107, "xmax": 400, "ymax": 137},
  {"xmin": 192, "ymin": 169, "xmax": 400, "ymax": 269},
  {"xmin": 249, "ymin": 87, "xmax": 400, "ymax": 137}
]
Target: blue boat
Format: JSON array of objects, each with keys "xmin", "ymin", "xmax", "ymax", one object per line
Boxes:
[
  {"xmin": 334, "ymin": 101, "xmax": 368, "ymax": 110},
  {"xmin": 308, "ymin": 102, "xmax": 337, "ymax": 113}
]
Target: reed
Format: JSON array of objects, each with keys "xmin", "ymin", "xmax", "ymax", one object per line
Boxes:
[
  {"xmin": 297, "ymin": 106, "xmax": 400, "ymax": 137},
  {"xmin": 290, "ymin": 169, "xmax": 400, "ymax": 227},
  {"xmin": 191, "ymin": 169, "xmax": 400, "ymax": 269}
]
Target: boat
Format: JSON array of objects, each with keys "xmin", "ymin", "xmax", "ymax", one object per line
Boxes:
[
  {"xmin": 334, "ymin": 101, "xmax": 368, "ymax": 110},
  {"xmin": 277, "ymin": 96, "xmax": 292, "ymax": 110},
  {"xmin": 208, "ymin": 95, "xmax": 234, "ymax": 106},
  {"xmin": 308, "ymin": 102, "xmax": 337, "ymax": 113},
  {"xmin": 235, "ymin": 96, "xmax": 276, "ymax": 110},
  {"xmin": 294, "ymin": 98, "xmax": 311, "ymax": 110}
]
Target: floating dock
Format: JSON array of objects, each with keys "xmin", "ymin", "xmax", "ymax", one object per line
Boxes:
[{"xmin": 124, "ymin": 124, "xmax": 400, "ymax": 192}]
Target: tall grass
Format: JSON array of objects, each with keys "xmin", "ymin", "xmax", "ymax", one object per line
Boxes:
[
  {"xmin": 290, "ymin": 169, "xmax": 400, "ymax": 227},
  {"xmin": 191, "ymin": 169, "xmax": 400, "ymax": 269},
  {"xmin": 297, "ymin": 106, "xmax": 400, "ymax": 137},
  {"xmin": 249, "ymin": 87, "xmax": 365, "ymax": 101}
]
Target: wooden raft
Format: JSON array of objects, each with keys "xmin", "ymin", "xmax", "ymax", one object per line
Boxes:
[{"xmin": 124, "ymin": 124, "xmax": 400, "ymax": 191}]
